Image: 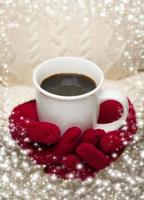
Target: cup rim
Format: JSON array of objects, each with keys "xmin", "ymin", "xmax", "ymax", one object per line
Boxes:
[{"xmin": 33, "ymin": 57, "xmax": 104, "ymax": 101}]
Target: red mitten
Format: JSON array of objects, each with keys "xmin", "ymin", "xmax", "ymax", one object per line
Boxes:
[
  {"xmin": 9, "ymin": 101, "xmax": 60, "ymax": 145},
  {"xmin": 81, "ymin": 128, "xmax": 105, "ymax": 145},
  {"xmin": 62, "ymin": 154, "xmax": 82, "ymax": 171},
  {"xmin": 9, "ymin": 115, "xmax": 32, "ymax": 149},
  {"xmin": 45, "ymin": 155, "xmax": 80, "ymax": 179},
  {"xmin": 62, "ymin": 154, "xmax": 95, "ymax": 180},
  {"xmin": 100, "ymin": 130, "xmax": 126, "ymax": 154},
  {"xmin": 11, "ymin": 100, "xmax": 39, "ymax": 121},
  {"xmin": 8, "ymin": 99, "xmax": 137, "ymax": 181},
  {"xmin": 28, "ymin": 147, "xmax": 57, "ymax": 165},
  {"xmin": 29, "ymin": 127, "xmax": 82, "ymax": 165},
  {"xmin": 55, "ymin": 127, "xmax": 81, "ymax": 157},
  {"xmin": 44, "ymin": 154, "xmax": 94, "ymax": 180},
  {"xmin": 77, "ymin": 165, "xmax": 95, "ymax": 180},
  {"xmin": 98, "ymin": 100, "xmax": 123, "ymax": 124},
  {"xmin": 100, "ymin": 100, "xmax": 137, "ymax": 154},
  {"xmin": 27, "ymin": 121, "xmax": 60, "ymax": 144},
  {"xmin": 76, "ymin": 143, "xmax": 110, "ymax": 170}
]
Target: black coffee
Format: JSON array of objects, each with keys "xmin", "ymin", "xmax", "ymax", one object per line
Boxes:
[{"xmin": 40, "ymin": 73, "xmax": 96, "ymax": 96}]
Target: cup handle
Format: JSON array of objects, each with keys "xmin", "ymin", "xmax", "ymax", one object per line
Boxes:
[{"xmin": 93, "ymin": 90, "xmax": 129, "ymax": 132}]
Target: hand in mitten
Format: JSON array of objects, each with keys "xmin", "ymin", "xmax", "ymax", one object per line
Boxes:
[
  {"xmin": 66, "ymin": 102, "xmax": 137, "ymax": 174},
  {"xmin": 28, "ymin": 127, "xmax": 82, "ymax": 165},
  {"xmin": 76, "ymin": 143, "xmax": 110, "ymax": 170},
  {"xmin": 59, "ymin": 142, "xmax": 110, "ymax": 180},
  {"xmin": 44, "ymin": 128, "xmax": 109, "ymax": 180},
  {"xmin": 9, "ymin": 100, "xmax": 60, "ymax": 145},
  {"xmin": 62, "ymin": 129, "xmax": 110, "ymax": 177},
  {"xmin": 100, "ymin": 100, "xmax": 137, "ymax": 154},
  {"xmin": 9, "ymin": 101, "xmax": 82, "ymax": 166},
  {"xmin": 98, "ymin": 100, "xmax": 123, "ymax": 124},
  {"xmin": 46, "ymin": 154, "xmax": 95, "ymax": 180},
  {"xmin": 9, "ymin": 99, "xmax": 137, "ymax": 181},
  {"xmin": 80, "ymin": 128, "xmax": 105, "ymax": 146}
]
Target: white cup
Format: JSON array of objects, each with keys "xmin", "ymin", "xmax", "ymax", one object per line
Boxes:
[{"xmin": 33, "ymin": 57, "xmax": 129, "ymax": 134}]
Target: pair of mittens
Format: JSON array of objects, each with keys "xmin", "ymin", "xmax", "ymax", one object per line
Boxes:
[{"xmin": 9, "ymin": 99, "xmax": 137, "ymax": 180}]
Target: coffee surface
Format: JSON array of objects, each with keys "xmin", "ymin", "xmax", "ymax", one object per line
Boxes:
[{"xmin": 40, "ymin": 73, "xmax": 96, "ymax": 96}]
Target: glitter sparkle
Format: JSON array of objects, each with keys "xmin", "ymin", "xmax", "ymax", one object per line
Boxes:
[{"xmin": 0, "ymin": 0, "xmax": 144, "ymax": 199}]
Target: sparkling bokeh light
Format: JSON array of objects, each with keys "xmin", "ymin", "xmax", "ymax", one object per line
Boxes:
[{"xmin": 0, "ymin": 0, "xmax": 144, "ymax": 199}]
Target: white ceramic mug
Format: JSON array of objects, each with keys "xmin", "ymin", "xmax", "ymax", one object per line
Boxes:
[{"xmin": 33, "ymin": 57, "xmax": 129, "ymax": 134}]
